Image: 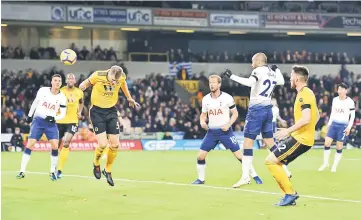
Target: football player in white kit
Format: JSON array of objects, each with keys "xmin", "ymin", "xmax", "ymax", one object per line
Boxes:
[
  {"xmin": 272, "ymin": 98, "xmax": 292, "ymax": 178},
  {"xmin": 16, "ymin": 74, "xmax": 67, "ymax": 181},
  {"xmin": 192, "ymin": 75, "xmax": 262, "ymax": 185},
  {"xmin": 318, "ymin": 83, "xmax": 355, "ymax": 172},
  {"xmin": 223, "ymin": 53, "xmax": 285, "ymax": 187}
]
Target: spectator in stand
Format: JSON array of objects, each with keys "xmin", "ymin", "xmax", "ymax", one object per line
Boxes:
[{"xmin": 10, "ymin": 127, "xmax": 24, "ymax": 151}]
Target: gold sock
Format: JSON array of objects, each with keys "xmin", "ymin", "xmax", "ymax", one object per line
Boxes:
[
  {"xmin": 105, "ymin": 146, "xmax": 118, "ymax": 172},
  {"xmin": 266, "ymin": 161, "xmax": 295, "ymax": 195},
  {"xmin": 93, "ymin": 146, "xmax": 106, "ymax": 166},
  {"xmin": 58, "ymin": 146, "xmax": 70, "ymax": 171},
  {"xmin": 102, "ymin": 147, "xmax": 109, "ymax": 157}
]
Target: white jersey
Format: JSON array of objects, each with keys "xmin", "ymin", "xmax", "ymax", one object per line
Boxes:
[
  {"xmin": 28, "ymin": 87, "xmax": 67, "ymax": 120},
  {"xmin": 202, "ymin": 92, "xmax": 235, "ymax": 129},
  {"xmin": 328, "ymin": 96, "xmax": 355, "ymax": 127},
  {"xmin": 272, "ymin": 106, "xmax": 280, "ymax": 123},
  {"xmin": 249, "ymin": 66, "xmax": 284, "ymax": 107}
]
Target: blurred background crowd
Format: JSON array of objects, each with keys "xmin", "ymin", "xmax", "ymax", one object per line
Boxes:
[{"xmin": 2, "ymin": 64, "xmax": 361, "ymax": 145}]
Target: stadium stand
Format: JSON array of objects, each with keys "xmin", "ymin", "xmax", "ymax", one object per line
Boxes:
[{"xmin": 2, "ymin": 64, "xmax": 361, "ymax": 146}]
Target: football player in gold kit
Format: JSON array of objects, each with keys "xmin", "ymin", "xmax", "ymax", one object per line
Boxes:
[
  {"xmin": 266, "ymin": 65, "xmax": 319, "ymax": 206},
  {"xmin": 79, "ymin": 66, "xmax": 139, "ymax": 186},
  {"xmin": 56, "ymin": 74, "xmax": 84, "ymax": 179}
]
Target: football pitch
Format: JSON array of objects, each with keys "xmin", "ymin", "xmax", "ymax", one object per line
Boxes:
[{"xmin": 2, "ymin": 150, "xmax": 361, "ymax": 220}]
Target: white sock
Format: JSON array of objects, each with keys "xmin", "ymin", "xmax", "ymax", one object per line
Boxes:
[
  {"xmin": 50, "ymin": 155, "xmax": 58, "ymax": 173},
  {"xmin": 249, "ymin": 164, "xmax": 258, "ymax": 178},
  {"xmin": 242, "ymin": 156, "xmax": 253, "ymax": 180},
  {"xmin": 197, "ymin": 164, "xmax": 206, "ymax": 181},
  {"xmin": 323, "ymin": 148, "xmax": 331, "ymax": 165},
  {"xmin": 282, "ymin": 164, "xmax": 292, "ymax": 177},
  {"xmin": 332, "ymin": 152, "xmax": 342, "ymax": 169},
  {"xmin": 20, "ymin": 153, "xmax": 31, "ymax": 173}
]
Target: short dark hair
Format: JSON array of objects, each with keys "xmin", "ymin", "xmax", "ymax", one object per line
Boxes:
[
  {"xmin": 292, "ymin": 65, "xmax": 309, "ymax": 81},
  {"xmin": 338, "ymin": 83, "xmax": 349, "ymax": 89},
  {"xmin": 52, "ymin": 74, "xmax": 62, "ymax": 79}
]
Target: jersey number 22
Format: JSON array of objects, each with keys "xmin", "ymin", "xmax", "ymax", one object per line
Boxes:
[{"xmin": 260, "ymin": 79, "xmax": 277, "ymax": 97}]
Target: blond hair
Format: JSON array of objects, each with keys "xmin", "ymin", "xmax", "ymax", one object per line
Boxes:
[{"xmin": 208, "ymin": 74, "xmax": 222, "ymax": 83}]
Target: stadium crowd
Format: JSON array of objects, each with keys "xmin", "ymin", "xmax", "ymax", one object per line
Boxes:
[
  {"xmin": 1, "ymin": 44, "xmax": 118, "ymax": 61},
  {"xmin": 166, "ymin": 49, "xmax": 360, "ymax": 64},
  {"xmin": 2, "ymin": 64, "xmax": 361, "ymax": 145},
  {"xmin": 3, "ymin": 43, "xmax": 360, "ymax": 65}
]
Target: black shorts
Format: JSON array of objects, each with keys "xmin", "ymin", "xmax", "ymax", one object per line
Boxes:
[
  {"xmin": 273, "ymin": 136, "xmax": 311, "ymax": 165},
  {"xmin": 89, "ymin": 105, "xmax": 120, "ymax": 135},
  {"xmin": 56, "ymin": 123, "xmax": 78, "ymax": 139}
]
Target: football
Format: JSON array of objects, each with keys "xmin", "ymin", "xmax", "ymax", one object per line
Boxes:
[{"xmin": 60, "ymin": 49, "xmax": 77, "ymax": 65}]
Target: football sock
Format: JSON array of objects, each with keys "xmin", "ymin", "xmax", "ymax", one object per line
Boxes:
[
  {"xmin": 241, "ymin": 149, "xmax": 253, "ymax": 180},
  {"xmin": 50, "ymin": 149, "xmax": 59, "ymax": 173},
  {"xmin": 332, "ymin": 149, "xmax": 343, "ymax": 169},
  {"xmin": 266, "ymin": 160, "xmax": 295, "ymax": 195},
  {"xmin": 93, "ymin": 145, "xmax": 106, "ymax": 166},
  {"xmin": 249, "ymin": 164, "xmax": 258, "ymax": 178},
  {"xmin": 20, "ymin": 148, "xmax": 32, "ymax": 173},
  {"xmin": 197, "ymin": 159, "xmax": 206, "ymax": 181},
  {"xmin": 57, "ymin": 146, "xmax": 70, "ymax": 171},
  {"xmin": 323, "ymin": 146, "xmax": 331, "ymax": 165},
  {"xmin": 105, "ymin": 146, "xmax": 118, "ymax": 172},
  {"xmin": 102, "ymin": 146, "xmax": 109, "ymax": 157},
  {"xmin": 282, "ymin": 164, "xmax": 292, "ymax": 177}
]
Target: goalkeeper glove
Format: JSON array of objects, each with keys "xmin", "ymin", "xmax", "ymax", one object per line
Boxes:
[
  {"xmin": 222, "ymin": 69, "xmax": 233, "ymax": 78},
  {"xmin": 271, "ymin": 65, "xmax": 279, "ymax": 71}
]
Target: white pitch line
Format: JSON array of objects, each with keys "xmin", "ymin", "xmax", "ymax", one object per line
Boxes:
[
  {"xmin": 344, "ymin": 158, "xmax": 361, "ymax": 161},
  {"xmin": 3, "ymin": 171, "xmax": 361, "ymax": 204}
]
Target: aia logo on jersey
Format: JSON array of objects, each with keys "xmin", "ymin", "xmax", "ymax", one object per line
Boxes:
[
  {"xmin": 335, "ymin": 108, "xmax": 345, "ymax": 113},
  {"xmin": 42, "ymin": 102, "xmax": 56, "ymax": 110},
  {"xmin": 208, "ymin": 109, "xmax": 223, "ymax": 116}
]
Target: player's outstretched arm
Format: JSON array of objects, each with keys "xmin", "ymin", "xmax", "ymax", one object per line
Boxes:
[
  {"xmin": 222, "ymin": 69, "xmax": 256, "ymax": 87},
  {"xmin": 79, "ymin": 79, "xmax": 91, "ymax": 91},
  {"xmin": 120, "ymin": 81, "xmax": 139, "ymax": 108}
]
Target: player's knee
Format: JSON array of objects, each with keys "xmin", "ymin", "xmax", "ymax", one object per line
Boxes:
[
  {"xmin": 265, "ymin": 153, "xmax": 278, "ymax": 164},
  {"xmin": 63, "ymin": 140, "xmax": 71, "ymax": 147},
  {"xmin": 197, "ymin": 154, "xmax": 206, "ymax": 161},
  {"xmin": 109, "ymin": 145, "xmax": 119, "ymax": 151}
]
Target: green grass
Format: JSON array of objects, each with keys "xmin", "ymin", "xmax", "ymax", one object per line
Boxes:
[{"xmin": 2, "ymin": 150, "xmax": 361, "ymax": 220}]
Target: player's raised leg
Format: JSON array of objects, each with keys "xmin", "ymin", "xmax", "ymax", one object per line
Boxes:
[
  {"xmin": 93, "ymin": 131, "xmax": 108, "ymax": 179},
  {"xmin": 318, "ymin": 136, "xmax": 333, "ymax": 171},
  {"xmin": 331, "ymin": 141, "xmax": 344, "ymax": 172},
  {"xmin": 102, "ymin": 131, "xmax": 120, "ymax": 187}
]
